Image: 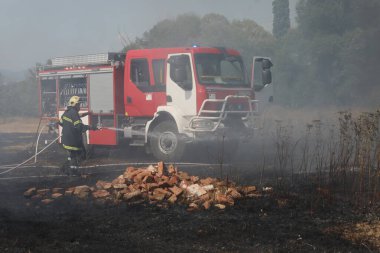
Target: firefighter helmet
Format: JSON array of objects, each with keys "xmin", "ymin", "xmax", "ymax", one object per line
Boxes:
[{"xmin": 68, "ymin": 96, "xmax": 81, "ymax": 106}]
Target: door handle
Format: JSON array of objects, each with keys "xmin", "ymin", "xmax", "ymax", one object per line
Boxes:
[
  {"xmin": 127, "ymin": 96, "xmax": 132, "ymax": 103},
  {"xmin": 166, "ymin": 95, "xmax": 172, "ymax": 102}
]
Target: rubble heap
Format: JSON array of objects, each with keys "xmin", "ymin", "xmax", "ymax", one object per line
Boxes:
[{"xmin": 24, "ymin": 162, "xmax": 264, "ymax": 211}]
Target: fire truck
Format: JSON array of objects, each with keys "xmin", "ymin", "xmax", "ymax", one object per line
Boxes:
[{"xmin": 37, "ymin": 47, "xmax": 273, "ymax": 161}]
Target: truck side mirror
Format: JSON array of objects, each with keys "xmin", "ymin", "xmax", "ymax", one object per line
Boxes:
[
  {"xmin": 261, "ymin": 59, "xmax": 273, "ymax": 85},
  {"xmin": 262, "ymin": 69, "xmax": 272, "ymax": 85},
  {"xmin": 262, "ymin": 59, "xmax": 273, "ymax": 69}
]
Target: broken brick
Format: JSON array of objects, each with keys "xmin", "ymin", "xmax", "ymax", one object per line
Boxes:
[
  {"xmin": 168, "ymin": 175, "xmax": 179, "ymax": 186},
  {"xmin": 167, "ymin": 164, "xmax": 176, "ymax": 174},
  {"xmin": 153, "ymin": 188, "xmax": 171, "ymax": 197},
  {"xmin": 226, "ymin": 188, "xmax": 242, "ymax": 199},
  {"xmin": 216, "ymin": 181, "xmax": 227, "ymax": 187},
  {"xmin": 190, "ymin": 176, "xmax": 199, "ymax": 183},
  {"xmin": 92, "ymin": 190, "xmax": 111, "ymax": 198},
  {"xmin": 161, "ymin": 175, "xmax": 170, "ymax": 181},
  {"xmin": 24, "ymin": 163, "xmax": 276, "ymax": 212},
  {"xmin": 158, "ymin": 180, "xmax": 170, "ymax": 189},
  {"xmin": 96, "ymin": 180, "xmax": 112, "ymax": 190},
  {"xmin": 143, "ymin": 175, "xmax": 155, "ymax": 183},
  {"xmin": 146, "ymin": 165, "xmax": 157, "ymax": 173},
  {"xmin": 202, "ymin": 185, "xmax": 214, "ymax": 191},
  {"xmin": 52, "ymin": 188, "xmax": 64, "ymax": 194},
  {"xmin": 41, "ymin": 199, "xmax": 54, "ymax": 205},
  {"xmin": 125, "ymin": 166, "xmax": 137, "ymax": 174},
  {"xmin": 112, "ymin": 176, "xmax": 126, "ymax": 185},
  {"xmin": 51, "ymin": 193, "xmax": 63, "ymax": 199},
  {"xmin": 215, "ymin": 204, "xmax": 226, "ymax": 210},
  {"xmin": 134, "ymin": 170, "xmax": 152, "ymax": 184},
  {"xmin": 168, "ymin": 194, "xmax": 177, "ymax": 204},
  {"xmin": 123, "ymin": 168, "xmax": 144, "ymax": 180},
  {"xmin": 65, "ymin": 190, "xmax": 73, "ymax": 196},
  {"xmin": 113, "ymin": 184, "xmax": 127, "ymax": 189},
  {"xmin": 187, "ymin": 203, "xmax": 199, "ymax": 211},
  {"xmin": 157, "ymin": 161, "xmax": 165, "ymax": 177},
  {"xmin": 23, "ymin": 188, "xmax": 36, "ymax": 198},
  {"xmin": 124, "ymin": 190, "xmax": 142, "ymax": 201},
  {"xmin": 199, "ymin": 193, "xmax": 212, "ymax": 202},
  {"xmin": 37, "ymin": 189, "xmax": 50, "ymax": 196},
  {"xmin": 150, "ymin": 192, "xmax": 166, "ymax": 201},
  {"xmin": 179, "ymin": 180, "xmax": 189, "ymax": 189},
  {"xmin": 240, "ymin": 186, "xmax": 257, "ymax": 194},
  {"xmin": 114, "ymin": 191, "xmax": 124, "ymax": 200},
  {"xmin": 187, "ymin": 184, "xmax": 207, "ymax": 197},
  {"xmin": 169, "ymin": 186, "xmax": 183, "ymax": 196},
  {"xmin": 203, "ymin": 200, "xmax": 212, "ymax": 210},
  {"xmin": 31, "ymin": 194, "xmax": 43, "ymax": 200},
  {"xmin": 215, "ymin": 193, "xmax": 234, "ymax": 206},
  {"xmin": 146, "ymin": 183, "xmax": 160, "ymax": 191},
  {"xmin": 246, "ymin": 193, "xmax": 263, "ymax": 198},
  {"xmin": 178, "ymin": 172, "xmax": 190, "ymax": 181},
  {"xmin": 200, "ymin": 177, "xmax": 214, "ymax": 185},
  {"xmin": 73, "ymin": 185, "xmax": 91, "ymax": 199}
]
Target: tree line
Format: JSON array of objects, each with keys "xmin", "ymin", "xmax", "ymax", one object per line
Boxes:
[
  {"xmin": 1, "ymin": 0, "xmax": 379, "ymax": 117},
  {"xmin": 276, "ymin": 0, "xmax": 380, "ymax": 107},
  {"xmin": 0, "ymin": 70, "xmax": 38, "ymax": 117}
]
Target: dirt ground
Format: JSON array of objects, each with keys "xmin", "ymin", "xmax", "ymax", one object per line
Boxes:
[{"xmin": 0, "ymin": 118, "xmax": 379, "ymax": 252}]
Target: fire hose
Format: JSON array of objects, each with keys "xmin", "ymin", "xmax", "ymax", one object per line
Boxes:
[
  {"xmin": 0, "ymin": 135, "xmax": 61, "ymax": 176},
  {"xmin": 0, "ymin": 124, "xmax": 225, "ymax": 178}
]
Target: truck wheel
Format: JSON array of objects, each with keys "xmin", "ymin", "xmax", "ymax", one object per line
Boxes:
[{"xmin": 150, "ymin": 121, "xmax": 185, "ymax": 162}]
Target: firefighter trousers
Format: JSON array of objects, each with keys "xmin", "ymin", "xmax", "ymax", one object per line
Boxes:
[{"xmin": 62, "ymin": 149, "xmax": 83, "ymax": 176}]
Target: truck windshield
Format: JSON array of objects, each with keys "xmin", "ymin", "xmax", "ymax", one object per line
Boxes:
[{"xmin": 194, "ymin": 53, "xmax": 248, "ymax": 87}]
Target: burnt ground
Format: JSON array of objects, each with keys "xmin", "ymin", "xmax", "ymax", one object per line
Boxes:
[{"xmin": 0, "ymin": 132, "xmax": 378, "ymax": 252}]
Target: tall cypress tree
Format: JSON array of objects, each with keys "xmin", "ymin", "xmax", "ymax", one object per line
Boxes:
[{"xmin": 272, "ymin": 0, "xmax": 290, "ymax": 39}]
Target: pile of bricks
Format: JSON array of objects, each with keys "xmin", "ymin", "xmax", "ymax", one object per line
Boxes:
[{"xmin": 24, "ymin": 162, "xmax": 262, "ymax": 210}]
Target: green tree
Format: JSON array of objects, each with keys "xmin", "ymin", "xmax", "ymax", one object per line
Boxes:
[
  {"xmin": 272, "ymin": 0, "xmax": 290, "ymax": 39},
  {"xmin": 0, "ymin": 69, "xmax": 38, "ymax": 117},
  {"xmin": 123, "ymin": 13, "xmax": 275, "ymax": 73},
  {"xmin": 274, "ymin": 0, "xmax": 380, "ymax": 107}
]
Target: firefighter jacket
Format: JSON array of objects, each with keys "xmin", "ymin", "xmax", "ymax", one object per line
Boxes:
[{"xmin": 59, "ymin": 106, "xmax": 90, "ymax": 151}]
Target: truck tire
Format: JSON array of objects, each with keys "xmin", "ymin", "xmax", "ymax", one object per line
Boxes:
[{"xmin": 150, "ymin": 121, "xmax": 185, "ymax": 162}]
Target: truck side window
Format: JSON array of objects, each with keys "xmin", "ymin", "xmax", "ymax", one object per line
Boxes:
[
  {"xmin": 152, "ymin": 59, "xmax": 165, "ymax": 86},
  {"xmin": 131, "ymin": 59, "xmax": 150, "ymax": 88}
]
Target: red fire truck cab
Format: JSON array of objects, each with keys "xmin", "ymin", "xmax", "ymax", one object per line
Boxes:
[{"xmin": 37, "ymin": 47, "xmax": 273, "ymax": 161}]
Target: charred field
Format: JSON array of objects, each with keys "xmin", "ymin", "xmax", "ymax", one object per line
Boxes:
[{"xmin": 1, "ymin": 109, "xmax": 380, "ymax": 253}]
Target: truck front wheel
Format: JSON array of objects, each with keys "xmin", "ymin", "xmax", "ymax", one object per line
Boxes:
[{"xmin": 149, "ymin": 121, "xmax": 185, "ymax": 162}]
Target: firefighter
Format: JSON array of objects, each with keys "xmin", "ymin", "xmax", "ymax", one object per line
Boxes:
[{"xmin": 59, "ymin": 96, "xmax": 97, "ymax": 175}]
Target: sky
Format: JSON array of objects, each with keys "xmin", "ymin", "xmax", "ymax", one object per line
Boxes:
[{"xmin": 0, "ymin": 0, "xmax": 297, "ymax": 71}]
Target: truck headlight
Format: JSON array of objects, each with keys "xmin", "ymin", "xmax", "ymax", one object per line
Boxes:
[{"xmin": 191, "ymin": 119, "xmax": 215, "ymax": 130}]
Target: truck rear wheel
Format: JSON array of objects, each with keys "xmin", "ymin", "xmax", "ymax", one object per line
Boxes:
[{"xmin": 150, "ymin": 121, "xmax": 185, "ymax": 162}]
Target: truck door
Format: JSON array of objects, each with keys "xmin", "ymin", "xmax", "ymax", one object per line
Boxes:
[
  {"xmin": 251, "ymin": 57, "xmax": 273, "ymax": 114},
  {"xmin": 166, "ymin": 53, "xmax": 197, "ymax": 116},
  {"xmin": 125, "ymin": 58, "xmax": 166, "ymax": 116}
]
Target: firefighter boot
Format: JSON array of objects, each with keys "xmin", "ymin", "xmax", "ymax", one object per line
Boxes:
[
  {"xmin": 68, "ymin": 152, "xmax": 81, "ymax": 176},
  {"xmin": 60, "ymin": 157, "xmax": 71, "ymax": 175}
]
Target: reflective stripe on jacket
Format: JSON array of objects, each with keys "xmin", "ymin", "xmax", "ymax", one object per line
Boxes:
[{"xmin": 60, "ymin": 106, "xmax": 90, "ymax": 150}]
